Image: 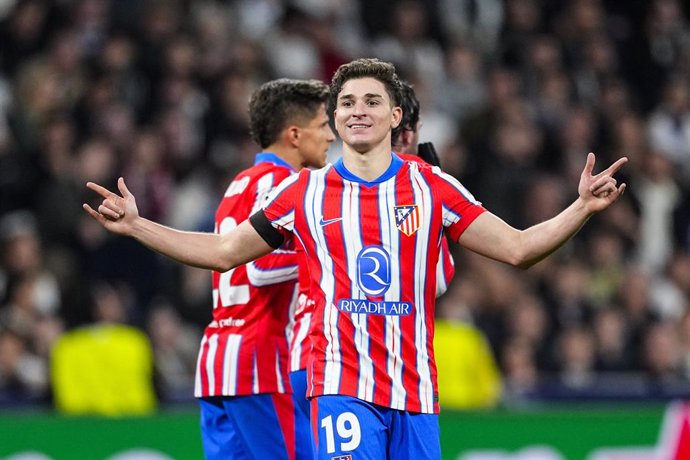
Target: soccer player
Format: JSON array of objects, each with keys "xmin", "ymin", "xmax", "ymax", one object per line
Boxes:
[
  {"xmin": 286, "ymin": 79, "xmax": 455, "ymax": 428},
  {"xmin": 150, "ymin": 78, "xmax": 334, "ymax": 460},
  {"xmin": 84, "ymin": 58, "xmax": 627, "ymax": 460}
]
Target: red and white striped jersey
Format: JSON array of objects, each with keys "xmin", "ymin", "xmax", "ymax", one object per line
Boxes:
[
  {"xmin": 285, "ymin": 154, "xmax": 457, "ymax": 374},
  {"xmin": 262, "ymin": 154, "xmax": 485, "ymax": 414},
  {"xmin": 195, "ymin": 153, "xmax": 299, "ymax": 398}
]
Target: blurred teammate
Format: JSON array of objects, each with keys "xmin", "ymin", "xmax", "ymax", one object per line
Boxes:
[
  {"xmin": 166, "ymin": 79, "xmax": 333, "ymax": 459},
  {"xmin": 84, "ymin": 58, "xmax": 627, "ymax": 459}
]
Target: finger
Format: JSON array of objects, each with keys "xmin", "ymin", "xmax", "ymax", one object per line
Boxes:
[
  {"xmin": 101, "ymin": 199, "xmax": 124, "ymax": 216},
  {"xmin": 583, "ymin": 152, "xmax": 595, "ymax": 177},
  {"xmin": 595, "ymin": 182, "xmax": 617, "ymax": 196},
  {"xmin": 98, "ymin": 202, "xmax": 122, "ymax": 219},
  {"xmin": 83, "ymin": 203, "xmax": 106, "ymax": 223},
  {"xmin": 589, "ymin": 176, "xmax": 617, "ymax": 193},
  {"xmin": 118, "ymin": 177, "xmax": 132, "ymax": 198},
  {"xmin": 86, "ymin": 182, "xmax": 117, "ymax": 200},
  {"xmin": 601, "ymin": 157, "xmax": 628, "ymax": 177}
]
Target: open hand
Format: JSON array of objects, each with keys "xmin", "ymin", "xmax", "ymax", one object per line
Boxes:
[
  {"xmin": 83, "ymin": 177, "xmax": 139, "ymax": 236},
  {"xmin": 578, "ymin": 152, "xmax": 627, "ymax": 213}
]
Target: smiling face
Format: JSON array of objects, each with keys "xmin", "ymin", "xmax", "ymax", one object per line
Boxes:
[{"xmin": 334, "ymin": 77, "xmax": 402, "ymax": 153}]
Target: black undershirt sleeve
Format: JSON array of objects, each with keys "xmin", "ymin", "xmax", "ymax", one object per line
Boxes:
[{"xmin": 249, "ymin": 210, "xmax": 284, "ymax": 249}]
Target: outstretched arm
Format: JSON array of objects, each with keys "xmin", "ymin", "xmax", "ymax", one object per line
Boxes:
[
  {"xmin": 457, "ymin": 153, "xmax": 627, "ymax": 269},
  {"xmin": 83, "ymin": 178, "xmax": 274, "ymax": 272}
]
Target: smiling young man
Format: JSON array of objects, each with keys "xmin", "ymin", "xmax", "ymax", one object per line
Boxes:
[{"xmin": 85, "ymin": 59, "xmax": 627, "ymax": 459}]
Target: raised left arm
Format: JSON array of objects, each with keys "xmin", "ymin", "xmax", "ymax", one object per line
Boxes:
[{"xmin": 457, "ymin": 153, "xmax": 627, "ymax": 269}]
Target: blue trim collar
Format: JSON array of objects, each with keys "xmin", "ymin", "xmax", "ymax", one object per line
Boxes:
[
  {"xmin": 254, "ymin": 152, "xmax": 294, "ymax": 171},
  {"xmin": 333, "ymin": 153, "xmax": 402, "ymax": 186}
]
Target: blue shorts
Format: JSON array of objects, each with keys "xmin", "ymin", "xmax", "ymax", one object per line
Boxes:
[
  {"xmin": 290, "ymin": 369, "xmax": 315, "ymax": 453},
  {"xmin": 199, "ymin": 394, "xmax": 313, "ymax": 460},
  {"xmin": 290, "ymin": 369, "xmax": 311, "ymax": 420},
  {"xmin": 311, "ymin": 395, "xmax": 441, "ymax": 460}
]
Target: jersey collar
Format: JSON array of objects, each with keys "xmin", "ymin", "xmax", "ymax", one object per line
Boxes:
[
  {"xmin": 254, "ymin": 152, "xmax": 294, "ymax": 171},
  {"xmin": 333, "ymin": 152, "xmax": 403, "ymax": 186}
]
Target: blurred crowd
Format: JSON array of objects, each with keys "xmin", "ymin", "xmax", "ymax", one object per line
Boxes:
[{"xmin": 1, "ymin": 0, "xmax": 690, "ymax": 411}]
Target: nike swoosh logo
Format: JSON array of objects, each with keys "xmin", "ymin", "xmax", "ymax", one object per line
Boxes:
[{"xmin": 319, "ymin": 217, "xmax": 343, "ymax": 226}]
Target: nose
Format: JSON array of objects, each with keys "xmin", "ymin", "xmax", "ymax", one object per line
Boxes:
[{"xmin": 351, "ymin": 100, "xmax": 367, "ymax": 116}]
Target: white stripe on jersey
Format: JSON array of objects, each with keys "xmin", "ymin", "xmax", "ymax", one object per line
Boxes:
[
  {"xmin": 222, "ymin": 334, "xmax": 242, "ymax": 395},
  {"xmin": 410, "ymin": 166, "xmax": 435, "ymax": 412},
  {"xmin": 289, "ymin": 312, "xmax": 312, "ymax": 371},
  {"xmin": 206, "ymin": 334, "xmax": 218, "ymax": 396},
  {"xmin": 436, "ymin": 249, "xmax": 449, "ymax": 297},
  {"xmin": 252, "ymin": 353, "xmax": 259, "ymax": 394},
  {"xmin": 275, "ymin": 349, "xmax": 285, "ymax": 393},
  {"xmin": 247, "ymin": 261, "xmax": 298, "ymax": 286},
  {"xmin": 380, "ymin": 178, "xmax": 407, "ymax": 410},
  {"xmin": 194, "ymin": 335, "xmax": 207, "ymax": 397},
  {"xmin": 345, "ymin": 182, "xmax": 375, "ymax": 403},
  {"xmin": 305, "ymin": 167, "xmax": 342, "ymax": 395}
]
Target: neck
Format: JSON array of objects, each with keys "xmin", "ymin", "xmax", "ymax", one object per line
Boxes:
[
  {"xmin": 264, "ymin": 143, "xmax": 301, "ymax": 171},
  {"xmin": 341, "ymin": 141, "xmax": 393, "ymax": 181}
]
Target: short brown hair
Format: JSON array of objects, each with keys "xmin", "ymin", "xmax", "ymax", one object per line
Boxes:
[
  {"xmin": 330, "ymin": 58, "xmax": 403, "ymax": 109},
  {"xmin": 249, "ymin": 78, "xmax": 330, "ymax": 148}
]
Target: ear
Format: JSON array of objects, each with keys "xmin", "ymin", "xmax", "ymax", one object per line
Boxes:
[
  {"xmin": 286, "ymin": 126, "xmax": 300, "ymax": 148},
  {"xmin": 391, "ymin": 106, "xmax": 402, "ymax": 129}
]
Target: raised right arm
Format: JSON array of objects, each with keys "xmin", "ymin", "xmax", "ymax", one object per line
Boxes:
[{"xmin": 83, "ymin": 177, "xmax": 274, "ymax": 272}]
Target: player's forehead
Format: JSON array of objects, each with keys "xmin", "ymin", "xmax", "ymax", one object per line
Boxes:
[{"xmin": 337, "ymin": 77, "xmax": 389, "ymax": 102}]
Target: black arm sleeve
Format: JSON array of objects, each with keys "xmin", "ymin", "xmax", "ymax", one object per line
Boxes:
[{"xmin": 249, "ymin": 210, "xmax": 285, "ymax": 249}]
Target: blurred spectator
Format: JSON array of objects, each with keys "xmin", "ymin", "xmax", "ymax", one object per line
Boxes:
[
  {"xmin": 0, "ymin": 328, "xmax": 47, "ymax": 403},
  {"xmin": 616, "ymin": 266, "xmax": 660, "ymax": 366},
  {"xmin": 0, "ymin": 210, "xmax": 61, "ymax": 319},
  {"xmin": 630, "ymin": 150, "xmax": 682, "ymax": 273},
  {"xmin": 585, "ymin": 229, "xmax": 627, "ymax": 307},
  {"xmin": 146, "ymin": 299, "xmax": 201, "ymax": 401},
  {"xmin": 628, "ymin": 0, "xmax": 690, "ymax": 112},
  {"xmin": 647, "ymin": 76, "xmax": 690, "ymax": 184},
  {"xmin": 553, "ymin": 325, "xmax": 597, "ymax": 390},
  {"xmin": 650, "ymin": 250, "xmax": 690, "ymax": 321},
  {"xmin": 592, "ymin": 306, "xmax": 633, "ymax": 372},
  {"xmin": 642, "ymin": 321, "xmax": 686, "ymax": 388},
  {"xmin": 370, "ymin": 0, "xmax": 445, "ymax": 90},
  {"xmin": 436, "ymin": 42, "xmax": 487, "ymax": 123},
  {"xmin": 438, "ymin": 0, "xmax": 503, "ymax": 57},
  {"xmin": 51, "ymin": 281, "xmax": 157, "ymax": 416},
  {"xmin": 261, "ymin": 5, "xmax": 322, "ymax": 80},
  {"xmin": 500, "ymin": 336, "xmax": 539, "ymax": 405}
]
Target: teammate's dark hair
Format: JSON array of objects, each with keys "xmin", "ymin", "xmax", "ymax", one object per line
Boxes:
[{"xmin": 249, "ymin": 78, "xmax": 330, "ymax": 148}]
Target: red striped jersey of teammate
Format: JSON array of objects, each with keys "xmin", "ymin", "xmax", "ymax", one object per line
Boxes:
[{"xmin": 196, "ymin": 152, "xmax": 300, "ymax": 397}]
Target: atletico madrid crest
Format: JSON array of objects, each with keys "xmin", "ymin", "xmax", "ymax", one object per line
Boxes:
[{"xmin": 394, "ymin": 205, "xmax": 420, "ymax": 236}]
